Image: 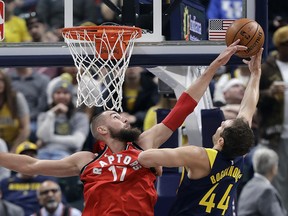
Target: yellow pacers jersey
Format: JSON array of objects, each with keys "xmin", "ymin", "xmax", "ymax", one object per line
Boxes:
[
  {"xmin": 0, "ymin": 104, "xmax": 20, "ymax": 147},
  {"xmin": 124, "ymin": 87, "xmax": 138, "ymax": 111},
  {"xmin": 4, "ymin": 16, "xmax": 32, "ymax": 42},
  {"xmin": 169, "ymin": 149, "xmax": 244, "ymax": 216}
]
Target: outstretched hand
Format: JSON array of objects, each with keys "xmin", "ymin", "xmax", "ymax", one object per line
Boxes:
[
  {"xmin": 243, "ymin": 48, "xmax": 263, "ymax": 76},
  {"xmin": 214, "ymin": 39, "xmax": 247, "ymax": 66}
]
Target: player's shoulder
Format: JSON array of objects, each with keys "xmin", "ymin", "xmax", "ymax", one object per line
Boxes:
[
  {"xmin": 73, "ymin": 151, "xmax": 97, "ymax": 157},
  {"xmin": 69, "ymin": 151, "xmax": 97, "ymax": 164},
  {"xmin": 70, "ymin": 151, "xmax": 98, "ymax": 171}
]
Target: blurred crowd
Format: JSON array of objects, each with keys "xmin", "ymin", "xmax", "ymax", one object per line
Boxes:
[{"xmin": 0, "ymin": 0, "xmax": 288, "ymax": 216}]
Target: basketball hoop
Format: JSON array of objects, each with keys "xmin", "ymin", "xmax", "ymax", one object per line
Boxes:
[{"xmin": 62, "ymin": 25, "xmax": 142, "ymax": 111}]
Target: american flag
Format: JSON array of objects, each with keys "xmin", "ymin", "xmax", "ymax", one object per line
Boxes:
[{"xmin": 208, "ymin": 19, "xmax": 235, "ymax": 41}]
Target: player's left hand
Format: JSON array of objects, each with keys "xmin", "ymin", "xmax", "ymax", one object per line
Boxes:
[{"xmin": 215, "ymin": 39, "xmax": 247, "ymax": 66}]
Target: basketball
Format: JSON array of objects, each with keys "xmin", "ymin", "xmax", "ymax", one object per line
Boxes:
[{"xmin": 225, "ymin": 18, "xmax": 265, "ymax": 58}]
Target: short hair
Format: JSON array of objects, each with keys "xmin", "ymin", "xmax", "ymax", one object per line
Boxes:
[
  {"xmin": 90, "ymin": 111, "xmax": 110, "ymax": 139},
  {"xmin": 252, "ymin": 147, "xmax": 278, "ymax": 175},
  {"xmin": 25, "ymin": 12, "xmax": 45, "ymax": 29},
  {"xmin": 220, "ymin": 118, "xmax": 254, "ymax": 159}
]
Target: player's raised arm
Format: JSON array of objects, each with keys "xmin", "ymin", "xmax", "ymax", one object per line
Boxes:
[
  {"xmin": 185, "ymin": 39, "xmax": 247, "ymax": 101},
  {"xmin": 0, "ymin": 151, "xmax": 95, "ymax": 177},
  {"xmin": 138, "ymin": 40, "xmax": 247, "ymax": 150},
  {"xmin": 237, "ymin": 48, "xmax": 263, "ymax": 126}
]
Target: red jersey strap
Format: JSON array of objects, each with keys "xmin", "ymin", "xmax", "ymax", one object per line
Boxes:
[
  {"xmin": 80, "ymin": 146, "xmax": 109, "ymax": 174},
  {"xmin": 131, "ymin": 142, "xmax": 144, "ymax": 151},
  {"xmin": 162, "ymin": 92, "xmax": 197, "ymax": 131}
]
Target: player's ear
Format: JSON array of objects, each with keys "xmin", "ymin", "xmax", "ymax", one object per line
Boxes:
[
  {"xmin": 97, "ymin": 126, "xmax": 107, "ymax": 134},
  {"xmin": 217, "ymin": 137, "xmax": 225, "ymax": 149}
]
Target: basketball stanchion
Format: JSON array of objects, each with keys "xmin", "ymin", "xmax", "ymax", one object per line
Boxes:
[{"xmin": 62, "ymin": 25, "xmax": 142, "ymax": 111}]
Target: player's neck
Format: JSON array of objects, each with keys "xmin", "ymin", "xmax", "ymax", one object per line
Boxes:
[{"xmin": 107, "ymin": 140, "xmax": 127, "ymax": 153}]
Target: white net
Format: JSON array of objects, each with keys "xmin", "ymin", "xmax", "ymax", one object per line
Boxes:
[{"xmin": 62, "ymin": 26, "xmax": 141, "ymax": 111}]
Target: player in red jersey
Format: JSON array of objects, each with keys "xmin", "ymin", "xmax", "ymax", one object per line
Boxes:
[
  {"xmin": 0, "ymin": 40, "xmax": 246, "ymax": 216},
  {"xmin": 138, "ymin": 48, "xmax": 263, "ymax": 216}
]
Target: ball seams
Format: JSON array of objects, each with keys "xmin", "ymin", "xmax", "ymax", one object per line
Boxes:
[
  {"xmin": 231, "ymin": 21, "xmax": 256, "ymax": 46},
  {"xmin": 226, "ymin": 18, "xmax": 264, "ymax": 58}
]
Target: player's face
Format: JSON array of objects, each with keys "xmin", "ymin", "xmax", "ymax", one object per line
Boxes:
[
  {"xmin": 107, "ymin": 111, "xmax": 130, "ymax": 129},
  {"xmin": 105, "ymin": 111, "xmax": 141, "ymax": 142},
  {"xmin": 108, "ymin": 126, "xmax": 141, "ymax": 142},
  {"xmin": 212, "ymin": 120, "xmax": 234, "ymax": 145}
]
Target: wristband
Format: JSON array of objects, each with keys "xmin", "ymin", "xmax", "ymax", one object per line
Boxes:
[{"xmin": 162, "ymin": 92, "xmax": 197, "ymax": 131}]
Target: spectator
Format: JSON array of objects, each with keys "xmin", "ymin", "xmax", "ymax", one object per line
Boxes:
[
  {"xmin": 13, "ymin": 0, "xmax": 38, "ymax": 16},
  {"xmin": 3, "ymin": 0, "xmax": 32, "ymax": 42},
  {"xmin": 46, "ymin": 73, "xmax": 74, "ymax": 106},
  {"xmin": 36, "ymin": 74, "xmax": 89, "ymax": 160},
  {"xmin": 207, "ymin": 0, "xmax": 242, "ymax": 20},
  {"xmin": 268, "ymin": 0, "xmax": 288, "ymax": 23},
  {"xmin": 257, "ymin": 25, "xmax": 288, "ymax": 211},
  {"xmin": 0, "ymin": 139, "xmax": 10, "ymax": 182},
  {"xmin": 0, "ymin": 141, "xmax": 56, "ymax": 216},
  {"xmin": 220, "ymin": 78, "xmax": 245, "ymax": 119},
  {"xmin": 143, "ymin": 93, "xmax": 190, "ymax": 148},
  {"xmin": 32, "ymin": 180, "xmax": 81, "ymax": 216},
  {"xmin": 0, "ymin": 70, "xmax": 30, "ymax": 152},
  {"xmin": 6, "ymin": 67, "xmax": 50, "ymax": 142},
  {"xmin": 119, "ymin": 67, "xmax": 159, "ymax": 131},
  {"xmin": 238, "ymin": 147, "xmax": 287, "ymax": 216},
  {"xmin": 143, "ymin": 93, "xmax": 177, "ymax": 131},
  {"xmin": 56, "ymin": 67, "xmax": 79, "ymax": 104},
  {"xmin": 36, "ymin": 0, "xmax": 103, "ymax": 39},
  {"xmin": 56, "ymin": 67, "xmax": 104, "ymax": 153},
  {"xmin": 213, "ymin": 65, "xmax": 250, "ymax": 106},
  {"xmin": 0, "ymin": 189, "xmax": 24, "ymax": 216},
  {"xmin": 25, "ymin": 12, "xmax": 59, "ymax": 43},
  {"xmin": 267, "ymin": 15, "xmax": 288, "ymax": 52},
  {"xmin": 23, "ymin": 12, "xmax": 60, "ymax": 78},
  {"xmin": 267, "ymin": 0, "xmax": 288, "ymax": 51},
  {"xmin": 100, "ymin": 0, "xmax": 122, "ymax": 24}
]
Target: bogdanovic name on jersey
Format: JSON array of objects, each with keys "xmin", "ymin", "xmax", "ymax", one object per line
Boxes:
[{"xmin": 210, "ymin": 165, "xmax": 242, "ymax": 184}]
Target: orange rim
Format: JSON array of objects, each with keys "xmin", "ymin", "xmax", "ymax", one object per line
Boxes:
[{"xmin": 62, "ymin": 25, "xmax": 142, "ymax": 42}]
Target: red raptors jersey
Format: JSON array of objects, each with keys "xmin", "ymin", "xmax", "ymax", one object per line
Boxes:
[{"xmin": 80, "ymin": 143, "xmax": 157, "ymax": 216}]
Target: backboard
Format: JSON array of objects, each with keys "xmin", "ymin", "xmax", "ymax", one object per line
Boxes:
[{"xmin": 0, "ymin": 0, "xmax": 267, "ymax": 67}]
